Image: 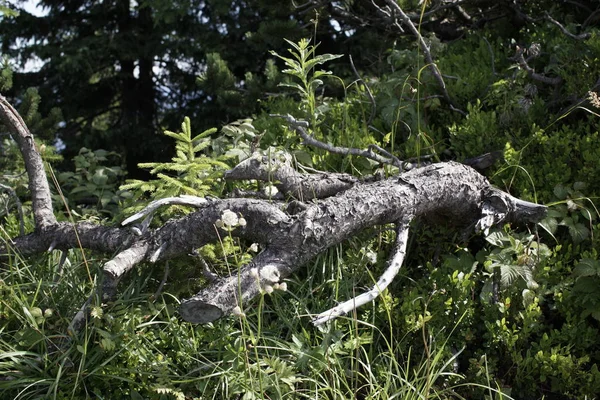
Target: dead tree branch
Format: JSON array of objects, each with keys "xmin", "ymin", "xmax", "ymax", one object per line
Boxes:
[
  {"xmin": 544, "ymin": 12, "xmax": 591, "ymax": 40},
  {"xmin": 0, "ymin": 95, "xmax": 56, "ymax": 229},
  {"xmin": 377, "ymin": 0, "xmax": 465, "ymax": 115},
  {"xmin": 313, "ymin": 217, "xmax": 411, "ymax": 325},
  {"xmin": 1, "ymin": 97, "xmax": 547, "ymax": 327},
  {"xmin": 270, "ymin": 113, "xmax": 405, "ymax": 169},
  {"xmin": 513, "ymin": 46, "xmax": 562, "ymax": 86}
]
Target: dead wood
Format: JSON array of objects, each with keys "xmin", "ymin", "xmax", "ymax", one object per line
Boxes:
[{"xmin": 0, "ymin": 95, "xmax": 547, "ymax": 327}]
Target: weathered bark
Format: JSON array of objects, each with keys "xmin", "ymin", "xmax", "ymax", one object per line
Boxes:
[
  {"xmin": 180, "ymin": 160, "xmax": 546, "ymax": 323},
  {"xmin": 0, "ymin": 95, "xmax": 56, "ymax": 230},
  {"xmin": 1, "ymin": 96, "xmax": 547, "ymax": 327}
]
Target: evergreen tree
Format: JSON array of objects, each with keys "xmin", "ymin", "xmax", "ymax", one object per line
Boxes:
[{"xmin": 0, "ymin": 0, "xmax": 318, "ymax": 178}]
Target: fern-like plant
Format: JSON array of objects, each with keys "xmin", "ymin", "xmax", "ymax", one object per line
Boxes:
[{"xmin": 121, "ymin": 117, "xmax": 230, "ymax": 199}]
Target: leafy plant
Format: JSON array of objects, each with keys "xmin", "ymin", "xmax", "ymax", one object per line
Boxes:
[
  {"xmin": 121, "ymin": 117, "xmax": 230, "ymax": 202},
  {"xmin": 270, "ymin": 38, "xmax": 343, "ymax": 129},
  {"xmin": 57, "ymin": 147, "xmax": 129, "ymax": 217}
]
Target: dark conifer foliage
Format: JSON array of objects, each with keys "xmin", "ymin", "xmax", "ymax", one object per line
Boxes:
[{"xmin": 0, "ymin": 0, "xmax": 318, "ymax": 177}]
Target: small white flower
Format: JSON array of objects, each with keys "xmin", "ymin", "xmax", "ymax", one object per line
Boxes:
[
  {"xmin": 215, "ymin": 219, "xmax": 224, "ymax": 228},
  {"xmin": 278, "ymin": 282, "xmax": 288, "ymax": 292},
  {"xmin": 272, "ymin": 283, "xmax": 280, "ymax": 290},
  {"xmin": 238, "ymin": 217, "xmax": 247, "ymax": 227},
  {"xmin": 259, "ymin": 265, "xmax": 280, "ymax": 283},
  {"xmin": 263, "ymin": 185, "xmax": 279, "ymax": 197},
  {"xmin": 250, "ymin": 268, "xmax": 259, "ymax": 278},
  {"xmin": 365, "ymin": 249, "xmax": 377, "ymax": 264},
  {"xmin": 263, "ymin": 285, "xmax": 274, "ymax": 294},
  {"xmin": 221, "ymin": 209, "xmax": 239, "ymax": 227},
  {"xmin": 231, "ymin": 306, "xmax": 245, "ymax": 317},
  {"xmin": 589, "ymin": 91, "xmax": 600, "ymax": 108},
  {"xmin": 457, "ymin": 271, "xmax": 465, "ymax": 281},
  {"xmin": 249, "ymin": 243, "xmax": 259, "ymax": 252},
  {"xmin": 528, "ymin": 42, "xmax": 541, "ymax": 58}
]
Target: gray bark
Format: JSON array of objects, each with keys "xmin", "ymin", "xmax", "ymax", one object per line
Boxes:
[{"xmin": 0, "ymin": 96, "xmax": 547, "ymax": 326}]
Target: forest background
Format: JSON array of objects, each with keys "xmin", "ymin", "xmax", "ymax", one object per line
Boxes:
[{"xmin": 1, "ymin": 0, "xmax": 600, "ymax": 399}]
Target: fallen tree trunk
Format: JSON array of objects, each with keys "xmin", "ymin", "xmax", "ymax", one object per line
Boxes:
[{"xmin": 0, "ymin": 95, "xmax": 547, "ymax": 327}]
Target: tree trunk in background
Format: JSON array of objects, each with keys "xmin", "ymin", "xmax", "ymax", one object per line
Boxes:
[{"xmin": 116, "ymin": 0, "xmax": 161, "ymax": 179}]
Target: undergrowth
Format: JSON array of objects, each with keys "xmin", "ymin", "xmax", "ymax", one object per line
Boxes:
[{"xmin": 2, "ymin": 23, "xmax": 600, "ymax": 400}]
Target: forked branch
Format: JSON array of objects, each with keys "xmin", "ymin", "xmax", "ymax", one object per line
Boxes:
[{"xmin": 1, "ymin": 96, "xmax": 547, "ymax": 328}]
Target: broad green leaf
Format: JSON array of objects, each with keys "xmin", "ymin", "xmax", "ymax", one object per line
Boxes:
[
  {"xmin": 538, "ymin": 217, "xmax": 558, "ymax": 235},
  {"xmin": 278, "ymin": 83, "xmax": 308, "ymax": 96},
  {"xmin": 553, "ymin": 184, "xmax": 569, "ymax": 200},
  {"xmin": 573, "ymin": 277, "xmax": 600, "ymax": 293},
  {"xmin": 580, "ymin": 208, "xmax": 595, "ymax": 221},
  {"xmin": 305, "ymin": 53, "xmax": 344, "ymax": 70},
  {"xmin": 546, "ymin": 208, "xmax": 565, "ymax": 218},
  {"xmin": 573, "ymin": 258, "xmax": 599, "ymax": 277},
  {"xmin": 310, "ymin": 79, "xmax": 324, "ymax": 90},
  {"xmin": 485, "ymin": 230, "xmax": 508, "ymax": 246},
  {"xmin": 313, "ymin": 70, "xmax": 333, "ymax": 78},
  {"xmin": 568, "ymin": 222, "xmax": 589, "ymax": 243},
  {"xmin": 293, "ymin": 150, "xmax": 313, "ymax": 166}
]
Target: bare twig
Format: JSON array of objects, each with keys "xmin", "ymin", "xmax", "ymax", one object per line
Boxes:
[
  {"xmin": 583, "ymin": 9, "xmax": 600, "ymax": 29},
  {"xmin": 197, "ymin": 255, "xmax": 219, "ymax": 282},
  {"xmin": 271, "ymin": 114, "xmax": 405, "ymax": 169},
  {"xmin": 513, "ymin": 47, "xmax": 562, "ymax": 85},
  {"xmin": 53, "ymin": 250, "xmax": 68, "ymax": 283},
  {"xmin": 481, "ymin": 36, "xmax": 496, "ymax": 77},
  {"xmin": 452, "ymin": 4, "xmax": 473, "ymax": 23},
  {"xmin": 68, "ymin": 293, "xmax": 94, "ymax": 333},
  {"xmin": 225, "ymin": 150, "xmax": 359, "ymax": 200},
  {"xmin": 313, "ymin": 217, "xmax": 412, "ymax": 325},
  {"xmin": 544, "ymin": 12, "xmax": 590, "ymax": 40},
  {"xmin": 152, "ymin": 261, "xmax": 170, "ymax": 300},
  {"xmin": 380, "ymin": 0, "xmax": 464, "ymax": 114},
  {"xmin": 121, "ymin": 195, "xmax": 210, "ymax": 227},
  {"xmin": 406, "ymin": 1, "xmax": 468, "ymax": 21}
]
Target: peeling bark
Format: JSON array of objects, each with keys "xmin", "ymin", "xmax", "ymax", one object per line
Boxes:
[{"xmin": 1, "ymin": 97, "xmax": 547, "ymax": 327}]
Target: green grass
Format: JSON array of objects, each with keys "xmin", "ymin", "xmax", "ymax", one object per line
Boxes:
[{"xmin": 0, "ymin": 226, "xmax": 511, "ymax": 399}]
